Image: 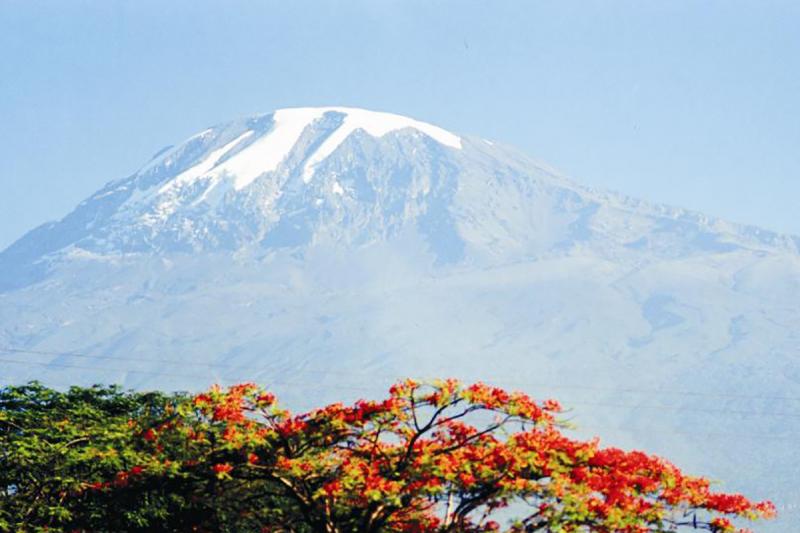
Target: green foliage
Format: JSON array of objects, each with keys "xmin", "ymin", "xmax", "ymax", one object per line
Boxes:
[
  {"xmin": 0, "ymin": 381, "xmax": 182, "ymax": 532},
  {"xmin": 0, "ymin": 381, "xmax": 774, "ymax": 533}
]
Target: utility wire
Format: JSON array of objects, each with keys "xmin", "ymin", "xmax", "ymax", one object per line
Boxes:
[
  {"xmin": 2, "ymin": 346, "xmax": 800, "ymax": 403},
  {"xmin": 4, "ymin": 354, "xmax": 798, "ymax": 516},
  {"xmin": 3, "ymin": 356, "xmax": 800, "ymax": 420},
  {"xmin": 3, "ymin": 357, "xmax": 799, "ymax": 444}
]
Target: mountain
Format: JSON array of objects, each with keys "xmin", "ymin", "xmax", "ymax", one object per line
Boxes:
[{"xmin": 1, "ymin": 107, "xmax": 798, "ymax": 530}]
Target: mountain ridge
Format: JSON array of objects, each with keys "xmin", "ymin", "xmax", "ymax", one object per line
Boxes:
[
  {"xmin": 1, "ymin": 106, "xmax": 798, "ymax": 530},
  {"xmin": 2, "ymin": 106, "xmax": 797, "ymax": 294}
]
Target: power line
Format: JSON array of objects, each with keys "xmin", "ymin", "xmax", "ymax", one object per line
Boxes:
[
  {"xmin": 3, "ymin": 346, "xmax": 800, "ymax": 403},
  {"xmin": 4, "ymin": 356, "xmax": 798, "ymax": 517},
  {"xmin": 566, "ymin": 400, "xmax": 800, "ymax": 419},
  {"xmin": 0, "ymin": 357, "xmax": 225, "ymax": 383},
  {"xmin": 3, "ymin": 356, "xmax": 800, "ymax": 421},
  {"xmin": 3, "ymin": 357, "xmax": 799, "ymax": 444},
  {"xmin": 0, "ymin": 347, "xmax": 230, "ymax": 368}
]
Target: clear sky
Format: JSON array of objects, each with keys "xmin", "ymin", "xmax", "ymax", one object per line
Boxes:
[{"xmin": 1, "ymin": 0, "xmax": 798, "ymax": 250}]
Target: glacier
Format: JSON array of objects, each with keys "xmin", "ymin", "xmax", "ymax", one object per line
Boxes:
[{"xmin": 0, "ymin": 106, "xmax": 798, "ymax": 530}]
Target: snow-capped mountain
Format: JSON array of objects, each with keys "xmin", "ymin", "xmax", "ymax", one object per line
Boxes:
[{"xmin": 1, "ymin": 107, "xmax": 799, "ymax": 530}]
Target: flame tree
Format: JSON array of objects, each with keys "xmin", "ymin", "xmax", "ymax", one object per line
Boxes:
[{"xmin": 1, "ymin": 380, "xmax": 775, "ymax": 532}]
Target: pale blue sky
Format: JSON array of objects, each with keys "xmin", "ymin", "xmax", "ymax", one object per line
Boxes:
[{"xmin": 1, "ymin": 0, "xmax": 798, "ymax": 250}]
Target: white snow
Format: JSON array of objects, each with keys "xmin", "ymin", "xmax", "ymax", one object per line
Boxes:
[
  {"xmin": 161, "ymin": 131, "xmax": 254, "ymax": 192},
  {"xmin": 92, "ymin": 190, "xmax": 117, "ymax": 201},
  {"xmin": 301, "ymin": 107, "xmax": 462, "ymax": 182},
  {"xmin": 188, "ymin": 128, "xmax": 214, "ymax": 141},
  {"xmin": 332, "ymin": 181, "xmax": 345, "ymax": 195},
  {"xmin": 218, "ymin": 108, "xmax": 328, "ymax": 190},
  {"xmin": 121, "ymin": 132, "xmax": 255, "ymax": 223},
  {"xmin": 137, "ymin": 128, "xmax": 214, "ymax": 175},
  {"xmin": 144, "ymin": 107, "xmax": 462, "ymax": 194}
]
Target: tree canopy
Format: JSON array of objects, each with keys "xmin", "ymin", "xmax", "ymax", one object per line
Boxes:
[{"xmin": 0, "ymin": 380, "xmax": 775, "ymax": 532}]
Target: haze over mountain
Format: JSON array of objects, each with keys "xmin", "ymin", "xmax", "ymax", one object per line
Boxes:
[{"xmin": 1, "ymin": 107, "xmax": 798, "ymax": 530}]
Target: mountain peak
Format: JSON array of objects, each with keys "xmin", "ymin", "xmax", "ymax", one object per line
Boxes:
[
  {"xmin": 276, "ymin": 107, "xmax": 462, "ymax": 182},
  {"xmin": 1, "ymin": 106, "xmax": 797, "ymax": 293},
  {"xmin": 137, "ymin": 107, "xmax": 461, "ymax": 192},
  {"xmin": 131, "ymin": 106, "xmax": 463, "ymax": 201}
]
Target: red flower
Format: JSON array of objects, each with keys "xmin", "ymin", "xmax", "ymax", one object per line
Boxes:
[
  {"xmin": 256, "ymin": 392, "xmax": 276, "ymax": 406},
  {"xmin": 709, "ymin": 517, "xmax": 733, "ymax": 532},
  {"xmin": 543, "ymin": 398, "xmax": 562, "ymax": 412},
  {"xmin": 323, "ymin": 480, "xmax": 342, "ymax": 496},
  {"xmin": 212, "ymin": 463, "xmax": 233, "ymax": 475},
  {"xmin": 103, "ymin": 379, "xmax": 775, "ymax": 532},
  {"xmin": 459, "ymin": 472, "xmax": 477, "ymax": 487}
]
